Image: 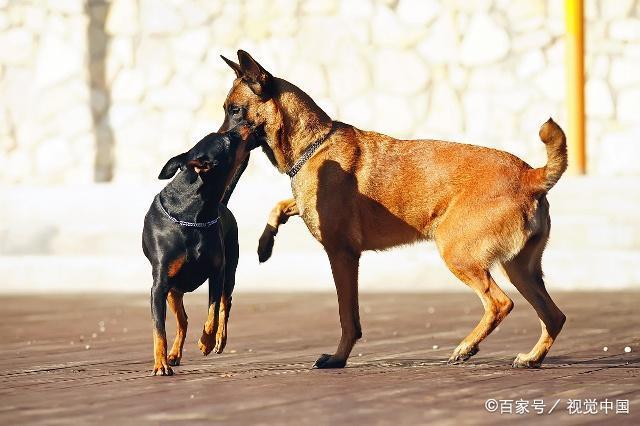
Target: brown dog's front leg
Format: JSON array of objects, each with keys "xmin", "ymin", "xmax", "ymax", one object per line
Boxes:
[
  {"xmin": 314, "ymin": 248, "xmax": 362, "ymax": 369},
  {"xmin": 258, "ymin": 198, "xmax": 299, "ymax": 262}
]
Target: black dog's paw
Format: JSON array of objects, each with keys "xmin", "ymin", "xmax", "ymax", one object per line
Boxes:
[
  {"xmin": 257, "ymin": 225, "xmax": 276, "ymax": 263},
  {"xmin": 313, "ymin": 353, "xmax": 347, "ymax": 369}
]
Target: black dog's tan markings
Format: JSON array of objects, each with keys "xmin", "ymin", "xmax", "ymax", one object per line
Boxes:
[
  {"xmin": 167, "ymin": 255, "xmax": 186, "ymax": 278},
  {"xmin": 142, "ymin": 125, "xmax": 257, "ymax": 376}
]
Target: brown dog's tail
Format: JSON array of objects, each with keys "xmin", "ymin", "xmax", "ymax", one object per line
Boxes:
[{"xmin": 527, "ymin": 118, "xmax": 568, "ymax": 194}]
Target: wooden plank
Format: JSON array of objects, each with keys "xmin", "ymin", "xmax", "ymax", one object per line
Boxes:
[{"xmin": 0, "ymin": 292, "xmax": 638, "ymax": 424}]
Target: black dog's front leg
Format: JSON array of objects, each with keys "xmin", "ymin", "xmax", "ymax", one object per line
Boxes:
[
  {"xmin": 151, "ymin": 274, "xmax": 172, "ymax": 376},
  {"xmin": 198, "ymin": 248, "xmax": 225, "ymax": 355}
]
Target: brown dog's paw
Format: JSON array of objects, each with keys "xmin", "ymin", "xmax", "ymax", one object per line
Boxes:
[
  {"xmin": 512, "ymin": 353, "xmax": 542, "ymax": 369},
  {"xmin": 167, "ymin": 353, "xmax": 181, "ymax": 366},
  {"xmin": 198, "ymin": 332, "xmax": 216, "ymax": 356},
  {"xmin": 257, "ymin": 225, "xmax": 276, "ymax": 263},
  {"xmin": 152, "ymin": 360, "xmax": 174, "ymax": 376},
  {"xmin": 313, "ymin": 353, "xmax": 347, "ymax": 369},
  {"xmin": 447, "ymin": 345, "xmax": 479, "ymax": 365}
]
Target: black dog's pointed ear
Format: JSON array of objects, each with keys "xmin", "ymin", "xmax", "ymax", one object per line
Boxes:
[
  {"xmin": 237, "ymin": 50, "xmax": 273, "ymax": 97},
  {"xmin": 220, "ymin": 55, "xmax": 242, "ymax": 78},
  {"xmin": 158, "ymin": 153, "xmax": 188, "ymax": 179}
]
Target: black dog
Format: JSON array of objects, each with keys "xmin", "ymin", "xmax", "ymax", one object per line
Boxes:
[{"xmin": 142, "ymin": 124, "xmax": 255, "ymax": 376}]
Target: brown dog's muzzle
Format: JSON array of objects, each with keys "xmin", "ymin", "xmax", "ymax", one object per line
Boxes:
[{"xmin": 186, "ymin": 159, "xmax": 211, "ymax": 174}]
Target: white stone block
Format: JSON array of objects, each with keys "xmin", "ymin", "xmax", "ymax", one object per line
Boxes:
[
  {"xmin": 468, "ymin": 66, "xmax": 515, "ymax": 90},
  {"xmin": 589, "ymin": 54, "xmax": 609, "ymax": 78},
  {"xmin": 211, "ymin": 4, "xmax": 241, "ymax": 45},
  {"xmin": 287, "ymin": 62, "xmax": 327, "ymax": 97},
  {"xmin": 424, "ymin": 83, "xmax": 462, "ymax": 134},
  {"xmin": 396, "ymin": 0, "xmax": 440, "ymax": 26},
  {"xmin": 302, "ymin": 0, "xmax": 339, "ymax": 15},
  {"xmin": 111, "ymin": 68, "xmax": 146, "ymax": 103},
  {"xmin": 460, "ymin": 14, "xmax": 510, "ymax": 65},
  {"xmin": 34, "ymin": 33, "xmax": 84, "ymax": 89},
  {"xmin": 0, "ymin": 28, "xmax": 34, "ymax": 65},
  {"xmin": 339, "ymin": 95, "xmax": 375, "ymax": 129},
  {"xmin": 601, "ymin": 0, "xmax": 634, "ymax": 19},
  {"xmin": 140, "ymin": 0, "xmax": 184, "ymax": 35},
  {"xmin": 512, "ymin": 29, "xmax": 551, "ymax": 52},
  {"xmin": 23, "ymin": 5, "xmax": 47, "ymax": 32},
  {"xmin": 586, "ymin": 79, "xmax": 614, "ymax": 118},
  {"xmin": 463, "ymin": 91, "xmax": 490, "ymax": 138},
  {"xmin": 534, "ymin": 65, "xmax": 565, "ymax": 102},
  {"xmin": 373, "ymin": 50, "xmax": 429, "ymax": 94},
  {"xmin": 610, "ymin": 58, "xmax": 640, "ymax": 88},
  {"xmin": 327, "ymin": 53, "xmax": 370, "ymax": 102},
  {"xmin": 106, "ymin": 0, "xmax": 138, "ymax": 35},
  {"xmin": 416, "ymin": 12, "xmax": 458, "ymax": 64},
  {"xmin": 46, "ymin": 0, "xmax": 83, "ymax": 15},
  {"xmin": 597, "ymin": 127, "xmax": 640, "ymax": 175},
  {"xmin": 339, "ymin": 0, "xmax": 373, "ymax": 19},
  {"xmin": 516, "ymin": 50, "xmax": 545, "ymax": 78},
  {"xmin": 35, "ymin": 137, "xmax": 76, "ymax": 179},
  {"xmin": 179, "ymin": 1, "xmax": 217, "ymax": 27},
  {"xmin": 446, "ymin": 0, "xmax": 492, "ymax": 12},
  {"xmin": 610, "ymin": 18, "xmax": 640, "ymax": 41},
  {"xmin": 145, "ymin": 76, "xmax": 202, "ymax": 110},
  {"xmin": 108, "ymin": 105, "xmax": 142, "ymax": 128},
  {"xmin": 372, "ymin": 4, "xmax": 426, "ymax": 48},
  {"xmin": 617, "ymin": 88, "xmax": 640, "ymax": 124},
  {"xmin": 171, "ymin": 27, "xmax": 210, "ymax": 61},
  {"xmin": 373, "ymin": 93, "xmax": 415, "ymax": 138}
]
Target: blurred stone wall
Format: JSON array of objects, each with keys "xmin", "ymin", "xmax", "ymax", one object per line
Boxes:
[{"xmin": 1, "ymin": 0, "xmax": 640, "ymax": 184}]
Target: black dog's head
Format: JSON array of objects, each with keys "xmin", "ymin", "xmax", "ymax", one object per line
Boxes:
[{"xmin": 158, "ymin": 124, "xmax": 257, "ymax": 200}]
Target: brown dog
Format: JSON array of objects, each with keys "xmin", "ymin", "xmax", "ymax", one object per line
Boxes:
[{"xmin": 219, "ymin": 50, "xmax": 567, "ymax": 369}]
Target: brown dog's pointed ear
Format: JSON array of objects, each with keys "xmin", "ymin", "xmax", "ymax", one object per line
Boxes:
[
  {"xmin": 237, "ymin": 50, "xmax": 273, "ymax": 97},
  {"xmin": 220, "ymin": 55, "xmax": 242, "ymax": 78}
]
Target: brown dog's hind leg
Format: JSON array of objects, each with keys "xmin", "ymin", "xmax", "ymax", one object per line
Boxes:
[
  {"xmin": 257, "ymin": 198, "xmax": 299, "ymax": 262},
  {"xmin": 501, "ymin": 233, "xmax": 565, "ymax": 369},
  {"xmin": 442, "ymin": 253, "xmax": 514, "ymax": 365},
  {"xmin": 167, "ymin": 289, "xmax": 188, "ymax": 366},
  {"xmin": 314, "ymin": 248, "xmax": 362, "ymax": 369}
]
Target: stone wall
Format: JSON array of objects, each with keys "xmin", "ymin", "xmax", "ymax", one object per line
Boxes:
[{"xmin": 1, "ymin": 0, "xmax": 640, "ymax": 184}]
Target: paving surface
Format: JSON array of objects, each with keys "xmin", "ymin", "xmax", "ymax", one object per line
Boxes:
[{"xmin": 1, "ymin": 292, "xmax": 639, "ymax": 425}]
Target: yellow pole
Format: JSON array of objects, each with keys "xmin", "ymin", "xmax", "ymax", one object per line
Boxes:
[{"xmin": 565, "ymin": 0, "xmax": 586, "ymax": 174}]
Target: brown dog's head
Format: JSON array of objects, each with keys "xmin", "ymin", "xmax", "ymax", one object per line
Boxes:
[{"xmin": 219, "ymin": 50, "xmax": 332, "ymax": 173}]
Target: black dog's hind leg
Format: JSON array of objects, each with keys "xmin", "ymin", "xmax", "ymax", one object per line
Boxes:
[{"xmin": 151, "ymin": 271, "xmax": 172, "ymax": 376}]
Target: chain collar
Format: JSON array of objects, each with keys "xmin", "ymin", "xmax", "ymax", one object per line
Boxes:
[
  {"xmin": 157, "ymin": 195, "xmax": 219, "ymax": 228},
  {"xmin": 286, "ymin": 124, "xmax": 334, "ymax": 178}
]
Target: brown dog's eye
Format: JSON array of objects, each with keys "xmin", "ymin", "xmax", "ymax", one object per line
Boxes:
[{"xmin": 229, "ymin": 106, "xmax": 242, "ymax": 116}]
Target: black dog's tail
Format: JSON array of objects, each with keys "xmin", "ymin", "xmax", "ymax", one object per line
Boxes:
[{"xmin": 221, "ymin": 157, "xmax": 250, "ymax": 205}]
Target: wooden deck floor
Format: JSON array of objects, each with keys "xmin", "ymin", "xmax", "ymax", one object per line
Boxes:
[{"xmin": 1, "ymin": 292, "xmax": 638, "ymax": 425}]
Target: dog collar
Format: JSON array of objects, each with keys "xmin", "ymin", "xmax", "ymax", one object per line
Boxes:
[
  {"xmin": 286, "ymin": 125, "xmax": 334, "ymax": 178},
  {"xmin": 157, "ymin": 195, "xmax": 219, "ymax": 228}
]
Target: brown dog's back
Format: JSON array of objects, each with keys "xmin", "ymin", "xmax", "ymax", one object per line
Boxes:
[{"xmin": 304, "ymin": 121, "xmax": 557, "ymax": 265}]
